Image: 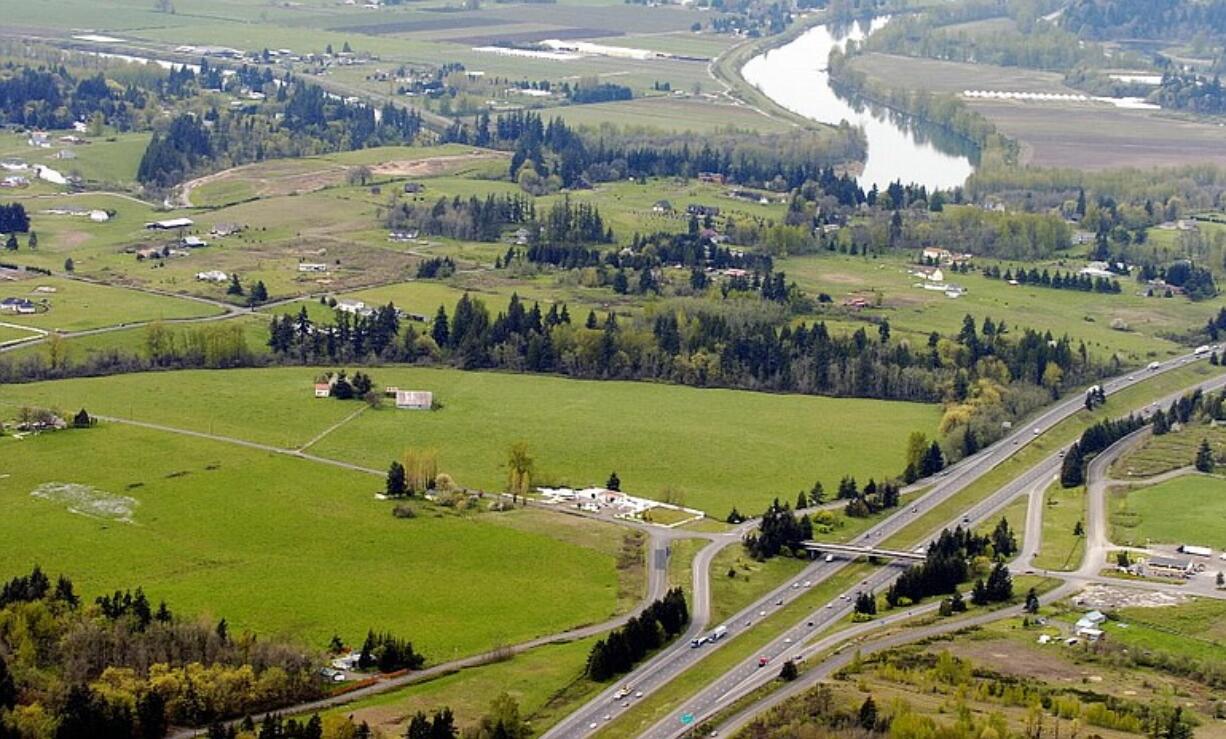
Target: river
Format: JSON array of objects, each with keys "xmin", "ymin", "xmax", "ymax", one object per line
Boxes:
[{"xmin": 741, "ymin": 17, "xmax": 976, "ymax": 192}]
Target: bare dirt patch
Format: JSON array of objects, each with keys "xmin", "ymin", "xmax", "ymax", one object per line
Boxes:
[
  {"xmin": 1074, "ymin": 583, "xmax": 1188, "ymax": 610},
  {"xmin": 31, "ymin": 482, "xmax": 138, "ymax": 523},
  {"xmin": 370, "ymin": 151, "xmax": 509, "ymax": 178}
]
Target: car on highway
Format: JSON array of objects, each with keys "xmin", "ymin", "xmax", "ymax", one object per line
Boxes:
[
  {"xmin": 613, "ymin": 686, "xmax": 631, "ymax": 700},
  {"xmin": 792, "ymin": 582, "xmax": 800, "ymax": 589},
  {"xmin": 803, "ymin": 580, "xmax": 812, "ymax": 587},
  {"xmin": 775, "ymin": 598, "xmax": 784, "ymax": 606},
  {"xmin": 758, "ymin": 656, "xmax": 770, "ymax": 667},
  {"xmin": 826, "ymin": 602, "xmax": 833, "ymax": 608}
]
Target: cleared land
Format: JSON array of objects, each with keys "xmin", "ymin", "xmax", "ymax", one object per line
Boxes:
[
  {"xmin": 0, "ymin": 366, "xmax": 941, "ymax": 514},
  {"xmin": 1110, "ymin": 473, "xmax": 1226, "ymax": 549},
  {"xmin": 0, "ymin": 275, "xmax": 222, "ymax": 331},
  {"xmin": 0, "ymin": 423, "xmax": 623, "ymax": 657}
]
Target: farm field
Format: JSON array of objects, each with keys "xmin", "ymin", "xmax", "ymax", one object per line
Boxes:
[
  {"xmin": 0, "ymin": 275, "xmax": 222, "ymax": 331},
  {"xmin": 0, "ymin": 131, "xmax": 150, "ymax": 186},
  {"xmin": 0, "ymin": 366, "xmax": 942, "ymax": 514},
  {"xmin": 782, "ymin": 251, "xmax": 1207, "ymax": 362},
  {"xmin": 846, "ymin": 52, "xmax": 1226, "ymax": 170},
  {"xmin": 0, "ymin": 422, "xmax": 624, "ymax": 657},
  {"xmin": 546, "ymin": 96, "xmax": 791, "ymax": 134},
  {"xmin": 1110, "ymin": 473, "xmax": 1226, "ymax": 549}
]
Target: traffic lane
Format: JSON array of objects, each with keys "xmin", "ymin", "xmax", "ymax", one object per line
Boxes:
[
  {"xmin": 642, "ymin": 563, "xmax": 910, "ymax": 739},
  {"xmin": 549, "ymin": 557, "xmax": 849, "ymax": 737}
]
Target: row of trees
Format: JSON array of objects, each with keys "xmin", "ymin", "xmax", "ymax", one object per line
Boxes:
[
  {"xmin": 981, "ymin": 265, "xmax": 1123, "ymax": 294},
  {"xmin": 585, "ymin": 588, "xmax": 689, "ymax": 681},
  {"xmin": 1060, "ymin": 413, "xmax": 1150, "ymax": 487},
  {"xmin": 268, "ymin": 294, "xmax": 1100, "ymax": 412},
  {"xmin": 883, "ymin": 526, "xmax": 995, "ymax": 607}
]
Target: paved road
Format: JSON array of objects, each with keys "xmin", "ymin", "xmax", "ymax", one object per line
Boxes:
[
  {"xmin": 554, "ymin": 351, "xmax": 1221, "ymax": 737},
  {"xmin": 693, "ymin": 373, "xmax": 1226, "ymax": 739}
]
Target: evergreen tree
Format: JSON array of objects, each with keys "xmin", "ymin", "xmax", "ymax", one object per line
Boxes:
[
  {"xmin": 387, "ymin": 461, "xmax": 407, "ymax": 497},
  {"xmin": 226, "ymin": 273, "xmax": 243, "ymax": 296},
  {"xmin": 1024, "ymin": 587, "xmax": 1040, "ymax": 614},
  {"xmin": 779, "ymin": 659, "xmax": 798, "ymax": 681},
  {"xmin": 1197, "ymin": 438, "xmax": 1215, "ymax": 473},
  {"xmin": 606, "ymin": 471, "xmax": 621, "ymax": 491},
  {"xmin": 858, "ymin": 696, "xmax": 878, "ymax": 730}
]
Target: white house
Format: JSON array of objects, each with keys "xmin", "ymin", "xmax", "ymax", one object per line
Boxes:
[
  {"xmin": 395, "ymin": 390, "xmax": 433, "ymax": 410},
  {"xmin": 314, "ymin": 382, "xmax": 333, "ymax": 398},
  {"xmin": 922, "ymin": 247, "xmax": 952, "ymax": 263},
  {"xmin": 196, "ymin": 270, "xmax": 229, "ymax": 283},
  {"xmin": 335, "ymin": 299, "xmax": 372, "ymax": 317},
  {"xmin": 181, "ymin": 236, "xmax": 208, "ymax": 248},
  {"xmin": 89, "ymin": 210, "xmax": 110, "ymax": 222}
]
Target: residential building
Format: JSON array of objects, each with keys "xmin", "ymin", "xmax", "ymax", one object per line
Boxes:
[
  {"xmin": 196, "ymin": 270, "xmax": 229, "ymax": 283},
  {"xmin": 145, "ymin": 217, "xmax": 194, "ymax": 230}
]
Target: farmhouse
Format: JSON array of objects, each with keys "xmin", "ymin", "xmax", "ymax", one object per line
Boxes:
[
  {"xmin": 210, "ymin": 223, "xmax": 245, "ymax": 237},
  {"xmin": 313, "ymin": 381, "xmax": 333, "ymax": 398},
  {"xmin": 944, "ymin": 283, "xmax": 967, "ymax": 298},
  {"xmin": 652, "ymin": 200, "xmax": 673, "ymax": 214},
  {"xmin": 145, "ymin": 217, "xmax": 194, "ymax": 230},
  {"xmin": 181, "ymin": 236, "xmax": 209, "ymax": 248},
  {"xmin": 913, "ymin": 266, "xmax": 944, "ymax": 282},
  {"xmin": 921, "ymin": 247, "xmax": 952, "ymax": 263},
  {"xmin": 195, "ymin": 270, "xmax": 229, "ymax": 283},
  {"xmin": 686, "ymin": 204, "xmax": 720, "ymax": 217},
  {"xmin": 395, "ymin": 390, "xmax": 433, "ymax": 410},
  {"xmin": 1080, "ymin": 261, "xmax": 1115, "ymax": 279},
  {"xmin": 697, "ymin": 171, "xmax": 726, "ymax": 185},
  {"xmin": 0, "ymin": 297, "xmax": 36, "ymax": 314},
  {"xmin": 336, "ymin": 299, "xmax": 374, "ymax": 317},
  {"xmin": 298, "ymin": 262, "xmax": 328, "ymax": 273}
]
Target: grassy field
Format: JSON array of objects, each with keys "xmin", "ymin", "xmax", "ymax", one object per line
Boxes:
[
  {"xmin": 0, "ymin": 423, "xmax": 624, "ymax": 658},
  {"xmin": 0, "ymin": 366, "xmax": 940, "ymax": 514},
  {"xmin": 1033, "ymin": 480, "xmax": 1086, "ymax": 572},
  {"xmin": 546, "ymin": 96, "xmax": 791, "ymax": 134},
  {"xmin": 1113, "ymin": 424, "xmax": 1226, "ymax": 478},
  {"xmin": 782, "ymin": 250, "xmax": 1209, "ymax": 362},
  {"xmin": 322, "ymin": 636, "xmax": 603, "ymax": 736},
  {"xmin": 0, "ymin": 276, "xmax": 222, "ymax": 332},
  {"xmin": 667, "ymin": 538, "xmax": 710, "ymax": 591},
  {"xmin": 1110, "ymin": 473, "xmax": 1226, "ymax": 549}
]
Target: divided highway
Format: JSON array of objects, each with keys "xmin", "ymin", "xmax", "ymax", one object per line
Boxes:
[{"xmin": 549, "ymin": 350, "xmax": 1221, "ymax": 738}]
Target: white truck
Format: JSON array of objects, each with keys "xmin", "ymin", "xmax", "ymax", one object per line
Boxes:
[
  {"xmin": 1195, "ymin": 345, "xmax": 1211, "ymax": 356},
  {"xmin": 710, "ymin": 625, "xmax": 728, "ymax": 642}
]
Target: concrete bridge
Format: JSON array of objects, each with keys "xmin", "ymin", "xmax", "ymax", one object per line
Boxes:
[{"xmin": 802, "ymin": 541, "xmax": 928, "ymax": 562}]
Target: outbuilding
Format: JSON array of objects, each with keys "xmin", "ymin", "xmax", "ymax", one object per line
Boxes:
[{"xmin": 395, "ymin": 390, "xmax": 433, "ymax": 410}]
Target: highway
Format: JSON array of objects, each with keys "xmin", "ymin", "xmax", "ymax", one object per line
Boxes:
[
  {"xmin": 669, "ymin": 365, "xmax": 1226, "ymax": 739},
  {"xmin": 547, "ymin": 350, "xmax": 1223, "ymax": 738}
]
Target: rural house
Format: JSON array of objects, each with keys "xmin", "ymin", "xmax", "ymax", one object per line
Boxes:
[{"xmin": 145, "ymin": 217, "xmax": 194, "ymax": 230}]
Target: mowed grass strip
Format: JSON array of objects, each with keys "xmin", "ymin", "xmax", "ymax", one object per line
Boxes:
[
  {"xmin": 0, "ymin": 423, "xmax": 621, "ymax": 658},
  {"xmin": 0, "ymin": 367, "xmax": 940, "ymax": 514},
  {"xmin": 1113, "ymin": 424, "xmax": 1226, "ymax": 478},
  {"xmin": 884, "ymin": 363, "xmax": 1225, "ymax": 551},
  {"xmin": 1111, "ymin": 473, "xmax": 1226, "ymax": 549},
  {"xmin": 591, "ymin": 563, "xmax": 874, "ymax": 739}
]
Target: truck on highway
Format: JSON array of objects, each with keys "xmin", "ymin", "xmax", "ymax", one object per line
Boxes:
[
  {"xmin": 711, "ymin": 625, "xmax": 728, "ymax": 642},
  {"xmin": 1195, "ymin": 345, "xmax": 1211, "ymax": 356}
]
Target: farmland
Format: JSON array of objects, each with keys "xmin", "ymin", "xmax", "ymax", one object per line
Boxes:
[
  {"xmin": 0, "ymin": 275, "xmax": 221, "ymax": 331},
  {"xmin": 0, "ymin": 366, "xmax": 942, "ymax": 515},
  {"xmin": 1110, "ymin": 473, "xmax": 1226, "ymax": 549},
  {"xmin": 0, "ymin": 421, "xmax": 626, "ymax": 658}
]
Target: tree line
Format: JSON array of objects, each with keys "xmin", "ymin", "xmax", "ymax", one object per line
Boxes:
[
  {"xmin": 981, "ymin": 264, "xmax": 1123, "ymax": 294},
  {"xmin": 1060, "ymin": 413, "xmax": 1149, "ymax": 487},
  {"xmin": 585, "ymin": 588, "xmax": 689, "ymax": 681},
  {"xmin": 0, "ymin": 203, "xmax": 30, "ymax": 234}
]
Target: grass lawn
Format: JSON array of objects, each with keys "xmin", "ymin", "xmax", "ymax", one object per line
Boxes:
[
  {"xmin": 321, "ymin": 636, "xmax": 603, "ymax": 736},
  {"xmin": 1033, "ymin": 480, "xmax": 1086, "ymax": 572},
  {"xmin": 0, "ymin": 423, "xmax": 622, "ymax": 658},
  {"xmin": 978, "ymin": 494, "xmax": 1029, "ymax": 553},
  {"xmin": 0, "ymin": 277, "xmax": 222, "ymax": 332},
  {"xmin": 1113, "ymin": 424, "xmax": 1226, "ymax": 478},
  {"xmin": 1110, "ymin": 473, "xmax": 1226, "ymax": 549}
]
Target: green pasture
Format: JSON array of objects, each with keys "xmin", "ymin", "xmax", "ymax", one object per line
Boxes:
[
  {"xmin": 0, "ymin": 276, "xmax": 221, "ymax": 332},
  {"xmin": 1033, "ymin": 480, "xmax": 1086, "ymax": 572},
  {"xmin": 0, "ymin": 366, "xmax": 942, "ymax": 514},
  {"xmin": 1110, "ymin": 473, "xmax": 1226, "ymax": 549},
  {"xmin": 0, "ymin": 423, "xmax": 621, "ymax": 657}
]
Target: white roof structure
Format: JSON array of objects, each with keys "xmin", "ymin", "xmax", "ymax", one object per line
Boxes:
[{"xmin": 146, "ymin": 217, "xmax": 194, "ymax": 229}]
